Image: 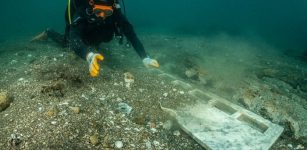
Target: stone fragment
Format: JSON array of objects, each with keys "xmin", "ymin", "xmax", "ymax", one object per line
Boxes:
[
  {"xmin": 89, "ymin": 135, "xmax": 99, "ymax": 145},
  {"xmin": 0, "ymin": 91, "xmax": 12, "ymax": 112},
  {"xmin": 124, "ymin": 72, "xmax": 134, "ymax": 88},
  {"xmin": 45, "ymin": 107, "xmax": 58, "ymax": 118},
  {"xmin": 70, "ymin": 106, "xmax": 80, "ymax": 114},
  {"xmin": 115, "ymin": 141, "xmax": 123, "ymax": 149},
  {"xmin": 173, "ymin": 130, "xmax": 180, "ymax": 136}
]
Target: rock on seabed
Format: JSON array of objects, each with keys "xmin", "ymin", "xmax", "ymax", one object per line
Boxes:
[{"xmin": 0, "ymin": 91, "xmax": 12, "ymax": 112}]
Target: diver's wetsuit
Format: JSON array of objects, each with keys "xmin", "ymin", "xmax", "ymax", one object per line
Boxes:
[{"xmin": 46, "ymin": 0, "xmax": 147, "ymax": 60}]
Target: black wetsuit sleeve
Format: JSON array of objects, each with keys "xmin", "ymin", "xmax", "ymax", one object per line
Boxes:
[
  {"xmin": 66, "ymin": 0, "xmax": 90, "ymax": 60},
  {"xmin": 68, "ymin": 22, "xmax": 90, "ymax": 60},
  {"xmin": 116, "ymin": 11, "xmax": 148, "ymax": 59}
]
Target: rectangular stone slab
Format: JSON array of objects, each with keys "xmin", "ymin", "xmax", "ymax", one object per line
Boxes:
[{"xmin": 175, "ymin": 90, "xmax": 284, "ymax": 150}]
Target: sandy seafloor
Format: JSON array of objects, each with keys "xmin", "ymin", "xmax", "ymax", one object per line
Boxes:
[{"xmin": 0, "ymin": 32, "xmax": 306, "ymax": 150}]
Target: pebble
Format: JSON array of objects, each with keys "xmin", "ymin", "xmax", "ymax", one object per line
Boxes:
[
  {"xmin": 115, "ymin": 141, "xmax": 123, "ymax": 149},
  {"xmin": 296, "ymin": 144, "xmax": 304, "ymax": 150},
  {"xmin": 81, "ymin": 94, "xmax": 88, "ymax": 100},
  {"xmin": 153, "ymin": 140, "xmax": 160, "ymax": 147},
  {"xmin": 89, "ymin": 135, "xmax": 99, "ymax": 145},
  {"xmin": 70, "ymin": 106, "xmax": 80, "ymax": 114},
  {"xmin": 0, "ymin": 91, "xmax": 12, "ymax": 112},
  {"xmin": 163, "ymin": 93, "xmax": 168, "ymax": 97},
  {"xmin": 151, "ymin": 128, "xmax": 158, "ymax": 133},
  {"xmin": 173, "ymin": 130, "xmax": 180, "ymax": 136},
  {"xmin": 179, "ymin": 91, "xmax": 184, "ymax": 94},
  {"xmin": 10, "ymin": 133, "xmax": 22, "ymax": 146},
  {"xmin": 45, "ymin": 107, "xmax": 58, "ymax": 117},
  {"xmin": 117, "ymin": 103, "xmax": 132, "ymax": 115},
  {"xmin": 124, "ymin": 72, "xmax": 134, "ymax": 83},
  {"xmin": 145, "ymin": 141, "xmax": 152, "ymax": 149},
  {"xmin": 38, "ymin": 107, "xmax": 44, "ymax": 112},
  {"xmin": 287, "ymin": 144, "xmax": 293, "ymax": 148},
  {"xmin": 51, "ymin": 121, "xmax": 57, "ymax": 125}
]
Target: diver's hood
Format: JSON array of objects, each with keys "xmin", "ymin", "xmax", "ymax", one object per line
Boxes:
[{"xmin": 94, "ymin": 0, "xmax": 114, "ymax": 5}]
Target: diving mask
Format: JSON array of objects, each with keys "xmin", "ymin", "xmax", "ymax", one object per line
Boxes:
[{"xmin": 93, "ymin": 5, "xmax": 113, "ymax": 18}]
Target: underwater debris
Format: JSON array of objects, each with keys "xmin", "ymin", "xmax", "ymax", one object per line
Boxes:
[
  {"xmin": 69, "ymin": 106, "xmax": 80, "ymax": 114},
  {"xmin": 117, "ymin": 102, "xmax": 132, "ymax": 115},
  {"xmin": 45, "ymin": 106, "xmax": 58, "ymax": 118},
  {"xmin": 115, "ymin": 141, "xmax": 123, "ymax": 149},
  {"xmin": 89, "ymin": 134, "xmax": 99, "ymax": 145},
  {"xmin": 9, "ymin": 133, "xmax": 22, "ymax": 147},
  {"xmin": 145, "ymin": 141, "xmax": 152, "ymax": 149},
  {"xmin": 173, "ymin": 130, "xmax": 180, "ymax": 136},
  {"xmin": 124, "ymin": 72, "xmax": 134, "ymax": 88}
]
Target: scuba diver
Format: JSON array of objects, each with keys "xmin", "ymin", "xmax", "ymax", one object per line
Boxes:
[{"xmin": 32, "ymin": 0, "xmax": 160, "ymax": 77}]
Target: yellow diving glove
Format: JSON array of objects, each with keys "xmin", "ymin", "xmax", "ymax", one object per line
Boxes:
[
  {"xmin": 142, "ymin": 57, "xmax": 160, "ymax": 68},
  {"xmin": 86, "ymin": 52, "xmax": 104, "ymax": 77}
]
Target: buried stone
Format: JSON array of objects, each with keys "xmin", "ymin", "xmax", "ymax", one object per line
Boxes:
[
  {"xmin": 0, "ymin": 91, "xmax": 13, "ymax": 112},
  {"xmin": 117, "ymin": 103, "xmax": 132, "ymax": 115}
]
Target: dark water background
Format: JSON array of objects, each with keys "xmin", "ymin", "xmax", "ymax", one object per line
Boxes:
[{"xmin": 0, "ymin": 0, "xmax": 306, "ymax": 51}]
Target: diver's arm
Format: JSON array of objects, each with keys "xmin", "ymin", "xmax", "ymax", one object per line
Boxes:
[
  {"xmin": 68, "ymin": 23, "xmax": 90, "ymax": 59},
  {"xmin": 117, "ymin": 12, "xmax": 148, "ymax": 59}
]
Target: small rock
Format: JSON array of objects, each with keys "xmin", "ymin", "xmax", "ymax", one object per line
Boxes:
[
  {"xmin": 81, "ymin": 94, "xmax": 88, "ymax": 100},
  {"xmin": 38, "ymin": 107, "xmax": 44, "ymax": 112},
  {"xmin": 287, "ymin": 144, "xmax": 293, "ymax": 148},
  {"xmin": 9, "ymin": 133, "xmax": 22, "ymax": 146},
  {"xmin": 89, "ymin": 135, "xmax": 99, "ymax": 145},
  {"xmin": 0, "ymin": 91, "xmax": 12, "ymax": 112},
  {"xmin": 163, "ymin": 93, "xmax": 168, "ymax": 97},
  {"xmin": 70, "ymin": 106, "xmax": 80, "ymax": 114},
  {"xmin": 145, "ymin": 141, "xmax": 152, "ymax": 149},
  {"xmin": 173, "ymin": 130, "xmax": 180, "ymax": 136},
  {"xmin": 103, "ymin": 135, "xmax": 110, "ymax": 148},
  {"xmin": 124, "ymin": 72, "xmax": 134, "ymax": 83},
  {"xmin": 99, "ymin": 97, "xmax": 106, "ymax": 101},
  {"xmin": 117, "ymin": 103, "xmax": 132, "ymax": 115},
  {"xmin": 179, "ymin": 91, "xmax": 184, "ymax": 94},
  {"xmin": 150, "ymin": 128, "xmax": 158, "ymax": 133},
  {"xmin": 45, "ymin": 107, "xmax": 58, "ymax": 117},
  {"xmin": 115, "ymin": 141, "xmax": 123, "ymax": 149},
  {"xmin": 153, "ymin": 140, "xmax": 160, "ymax": 147},
  {"xmin": 296, "ymin": 144, "xmax": 304, "ymax": 150},
  {"xmin": 51, "ymin": 121, "xmax": 57, "ymax": 125}
]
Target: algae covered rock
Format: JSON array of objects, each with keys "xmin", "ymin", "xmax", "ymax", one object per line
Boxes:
[{"xmin": 0, "ymin": 91, "xmax": 12, "ymax": 112}]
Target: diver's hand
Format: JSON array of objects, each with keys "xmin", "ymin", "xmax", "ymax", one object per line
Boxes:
[
  {"xmin": 86, "ymin": 52, "xmax": 104, "ymax": 77},
  {"xmin": 143, "ymin": 57, "xmax": 160, "ymax": 68}
]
